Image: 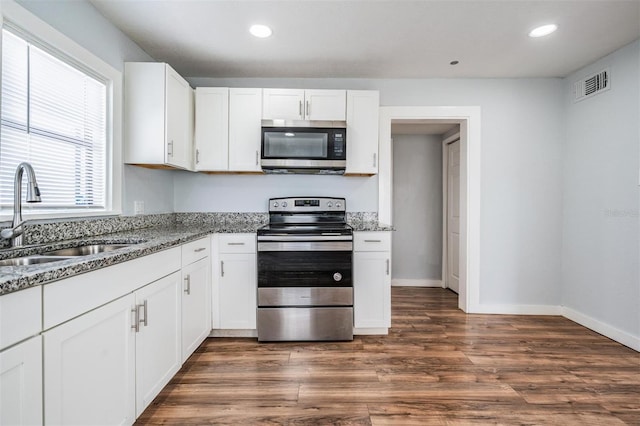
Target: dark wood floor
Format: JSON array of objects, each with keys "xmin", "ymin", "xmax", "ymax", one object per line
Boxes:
[{"xmin": 137, "ymin": 287, "xmax": 640, "ymax": 425}]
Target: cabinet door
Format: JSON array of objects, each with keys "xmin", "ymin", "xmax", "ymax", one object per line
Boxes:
[
  {"xmin": 182, "ymin": 257, "xmax": 211, "ymax": 362},
  {"xmin": 346, "ymin": 90, "xmax": 379, "ymax": 174},
  {"xmin": 305, "ymin": 89, "xmax": 346, "ymax": 121},
  {"xmin": 135, "ymin": 271, "xmax": 182, "ymax": 416},
  {"xmin": 44, "ymin": 295, "xmax": 135, "ymax": 426},
  {"xmin": 217, "ymin": 253, "xmax": 257, "ymax": 329},
  {"xmin": 353, "ymin": 251, "xmax": 391, "ymax": 328},
  {"xmin": 165, "ymin": 65, "xmax": 192, "ymax": 169},
  {"xmin": 195, "ymin": 87, "xmax": 229, "ymax": 171},
  {"xmin": 228, "ymin": 88, "xmax": 262, "ymax": 171},
  {"xmin": 262, "ymin": 88, "xmax": 304, "ymax": 120},
  {"xmin": 1, "ymin": 336, "xmax": 42, "ymax": 426}
]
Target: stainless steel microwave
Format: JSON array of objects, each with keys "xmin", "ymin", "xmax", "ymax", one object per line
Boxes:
[{"xmin": 261, "ymin": 126, "xmax": 346, "ymax": 174}]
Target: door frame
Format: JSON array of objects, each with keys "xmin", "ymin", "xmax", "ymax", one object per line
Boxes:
[{"xmin": 378, "ymin": 106, "xmax": 481, "ymax": 313}]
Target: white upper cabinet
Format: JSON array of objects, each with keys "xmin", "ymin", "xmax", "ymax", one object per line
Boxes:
[
  {"xmin": 124, "ymin": 62, "xmax": 193, "ymax": 170},
  {"xmin": 346, "ymin": 90, "xmax": 380, "ymax": 175},
  {"xmin": 194, "ymin": 87, "xmax": 229, "ymax": 171},
  {"xmin": 263, "ymin": 89, "xmax": 346, "ymax": 121},
  {"xmin": 229, "ymin": 88, "xmax": 263, "ymax": 172}
]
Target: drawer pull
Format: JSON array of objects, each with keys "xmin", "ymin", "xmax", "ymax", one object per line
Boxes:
[
  {"xmin": 194, "ymin": 247, "xmax": 206, "ymax": 252},
  {"xmin": 221, "ymin": 260, "xmax": 225, "ymax": 277},
  {"xmin": 364, "ymin": 239, "xmax": 382, "ymax": 243},
  {"xmin": 227, "ymin": 242, "xmax": 245, "ymax": 246}
]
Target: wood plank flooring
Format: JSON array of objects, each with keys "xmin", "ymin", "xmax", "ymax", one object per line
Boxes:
[{"xmin": 136, "ymin": 287, "xmax": 640, "ymax": 425}]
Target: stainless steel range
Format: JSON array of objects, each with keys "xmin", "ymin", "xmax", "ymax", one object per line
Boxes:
[{"xmin": 257, "ymin": 197, "xmax": 353, "ymax": 342}]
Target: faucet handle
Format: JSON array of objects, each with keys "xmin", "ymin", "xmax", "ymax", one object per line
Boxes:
[{"xmin": 1, "ymin": 223, "xmax": 23, "ymax": 240}]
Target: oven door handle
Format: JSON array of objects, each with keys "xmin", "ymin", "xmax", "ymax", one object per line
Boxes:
[
  {"xmin": 257, "ymin": 235, "xmax": 353, "ymax": 242},
  {"xmin": 258, "ymin": 241, "xmax": 353, "ymax": 252}
]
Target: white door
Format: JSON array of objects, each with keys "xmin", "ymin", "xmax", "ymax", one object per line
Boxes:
[
  {"xmin": 447, "ymin": 140, "xmax": 461, "ymax": 293},
  {"xmin": 1, "ymin": 336, "xmax": 42, "ymax": 426},
  {"xmin": 181, "ymin": 257, "xmax": 211, "ymax": 362},
  {"xmin": 135, "ymin": 272, "xmax": 182, "ymax": 416},
  {"xmin": 228, "ymin": 88, "xmax": 262, "ymax": 171},
  {"xmin": 165, "ymin": 65, "xmax": 191, "ymax": 169},
  {"xmin": 217, "ymin": 253, "xmax": 257, "ymax": 329},
  {"xmin": 44, "ymin": 295, "xmax": 136, "ymax": 426}
]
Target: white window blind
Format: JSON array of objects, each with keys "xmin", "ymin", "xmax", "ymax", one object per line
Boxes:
[{"xmin": 1, "ymin": 28, "xmax": 107, "ymax": 212}]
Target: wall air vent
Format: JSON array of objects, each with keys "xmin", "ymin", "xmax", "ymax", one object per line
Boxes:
[{"xmin": 574, "ymin": 68, "xmax": 610, "ymax": 102}]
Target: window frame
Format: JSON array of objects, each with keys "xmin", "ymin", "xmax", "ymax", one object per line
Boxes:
[{"xmin": 0, "ymin": 0, "xmax": 122, "ymax": 220}]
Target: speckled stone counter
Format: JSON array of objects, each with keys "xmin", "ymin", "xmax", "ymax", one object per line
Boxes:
[
  {"xmin": 0, "ymin": 213, "xmax": 267, "ymax": 296},
  {"xmin": 0, "ymin": 211, "xmax": 386, "ymax": 296}
]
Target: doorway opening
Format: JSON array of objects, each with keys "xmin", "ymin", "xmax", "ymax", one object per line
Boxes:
[
  {"xmin": 379, "ymin": 106, "xmax": 481, "ymax": 313},
  {"xmin": 390, "ymin": 122, "xmax": 459, "ymax": 296}
]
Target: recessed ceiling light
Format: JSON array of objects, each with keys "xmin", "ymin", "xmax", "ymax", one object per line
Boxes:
[
  {"xmin": 250, "ymin": 24, "xmax": 272, "ymax": 38},
  {"xmin": 528, "ymin": 24, "xmax": 558, "ymax": 38}
]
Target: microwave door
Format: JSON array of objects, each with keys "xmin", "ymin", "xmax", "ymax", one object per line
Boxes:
[{"xmin": 263, "ymin": 131, "xmax": 328, "ymax": 160}]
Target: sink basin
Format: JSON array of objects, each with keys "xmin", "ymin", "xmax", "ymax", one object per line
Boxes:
[
  {"xmin": 43, "ymin": 244, "xmax": 132, "ymax": 257},
  {"xmin": 0, "ymin": 255, "xmax": 75, "ymax": 267}
]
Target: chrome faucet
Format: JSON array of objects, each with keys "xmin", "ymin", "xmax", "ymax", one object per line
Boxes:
[{"xmin": 1, "ymin": 162, "xmax": 42, "ymax": 247}]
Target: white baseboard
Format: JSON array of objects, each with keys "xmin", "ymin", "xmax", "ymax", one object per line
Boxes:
[
  {"xmin": 392, "ymin": 279, "xmax": 443, "ymax": 287},
  {"xmin": 354, "ymin": 327, "xmax": 389, "ymax": 335},
  {"xmin": 562, "ymin": 306, "xmax": 640, "ymax": 352},
  {"xmin": 209, "ymin": 329, "xmax": 257, "ymax": 338},
  {"xmin": 470, "ymin": 304, "xmax": 562, "ymax": 315}
]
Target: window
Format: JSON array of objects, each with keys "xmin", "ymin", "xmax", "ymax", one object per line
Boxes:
[{"xmin": 1, "ymin": 27, "xmax": 107, "ymax": 212}]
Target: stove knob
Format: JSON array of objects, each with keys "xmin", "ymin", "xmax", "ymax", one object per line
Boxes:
[
  {"xmin": 333, "ymin": 272, "xmax": 343, "ymax": 282},
  {"xmin": 336, "ymin": 202, "xmax": 342, "ymax": 208},
  {"xmin": 273, "ymin": 202, "xmax": 279, "ymax": 208},
  {"xmin": 327, "ymin": 202, "xmax": 333, "ymax": 208},
  {"xmin": 282, "ymin": 201, "xmax": 288, "ymax": 207}
]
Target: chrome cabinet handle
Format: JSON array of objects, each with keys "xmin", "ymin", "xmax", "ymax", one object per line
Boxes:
[
  {"xmin": 227, "ymin": 242, "xmax": 245, "ymax": 246},
  {"xmin": 131, "ymin": 306, "xmax": 140, "ymax": 332},
  {"xmin": 373, "ymin": 153, "xmax": 377, "ymax": 168},
  {"xmin": 386, "ymin": 259, "xmax": 390, "ymax": 275},
  {"xmin": 221, "ymin": 260, "xmax": 224, "ymax": 277},
  {"xmin": 255, "ymin": 150, "xmax": 259, "ymax": 166},
  {"xmin": 140, "ymin": 300, "xmax": 148, "ymax": 327},
  {"xmin": 364, "ymin": 239, "xmax": 381, "ymax": 243},
  {"xmin": 194, "ymin": 247, "xmax": 206, "ymax": 252},
  {"xmin": 306, "ymin": 100, "xmax": 310, "ymax": 118},
  {"xmin": 299, "ymin": 100, "xmax": 303, "ymax": 117},
  {"xmin": 168, "ymin": 140, "xmax": 174, "ymax": 157},
  {"xmin": 195, "ymin": 149, "xmax": 200, "ymax": 164},
  {"xmin": 184, "ymin": 275, "xmax": 191, "ymax": 295}
]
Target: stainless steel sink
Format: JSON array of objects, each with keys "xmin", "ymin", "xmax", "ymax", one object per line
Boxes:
[
  {"xmin": 0, "ymin": 255, "xmax": 76, "ymax": 267},
  {"xmin": 43, "ymin": 244, "xmax": 132, "ymax": 257}
]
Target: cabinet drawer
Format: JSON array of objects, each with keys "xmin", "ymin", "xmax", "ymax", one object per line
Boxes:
[
  {"xmin": 218, "ymin": 233, "xmax": 256, "ymax": 254},
  {"xmin": 182, "ymin": 236, "xmax": 211, "ymax": 266},
  {"xmin": 354, "ymin": 231, "xmax": 391, "ymax": 252},
  {"xmin": 0, "ymin": 286, "xmax": 42, "ymax": 350}
]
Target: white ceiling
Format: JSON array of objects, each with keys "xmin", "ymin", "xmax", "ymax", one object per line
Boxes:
[{"xmin": 90, "ymin": 0, "xmax": 640, "ymax": 79}]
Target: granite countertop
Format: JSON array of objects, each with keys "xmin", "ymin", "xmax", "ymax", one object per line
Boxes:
[
  {"xmin": 349, "ymin": 221, "xmax": 394, "ymax": 232},
  {"xmin": 0, "ymin": 213, "xmax": 388, "ymax": 297},
  {"xmin": 0, "ymin": 221, "xmax": 263, "ymax": 296}
]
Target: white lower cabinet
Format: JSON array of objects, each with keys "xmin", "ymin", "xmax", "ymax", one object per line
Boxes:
[
  {"xmin": 134, "ymin": 271, "xmax": 182, "ymax": 417},
  {"xmin": 44, "ymin": 295, "xmax": 136, "ymax": 426},
  {"xmin": 43, "ymin": 271, "xmax": 183, "ymax": 424},
  {"xmin": 1, "ymin": 336, "xmax": 43, "ymax": 426},
  {"xmin": 212, "ymin": 233, "xmax": 257, "ymax": 330},
  {"xmin": 181, "ymin": 257, "xmax": 211, "ymax": 361},
  {"xmin": 353, "ymin": 231, "xmax": 391, "ymax": 330}
]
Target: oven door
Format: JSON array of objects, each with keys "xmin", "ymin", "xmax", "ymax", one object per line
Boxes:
[{"xmin": 257, "ymin": 241, "xmax": 352, "ymax": 288}]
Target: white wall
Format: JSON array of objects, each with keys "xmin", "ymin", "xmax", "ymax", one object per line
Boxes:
[
  {"xmin": 173, "ymin": 171, "xmax": 377, "ymax": 213},
  {"xmin": 392, "ymin": 134, "xmax": 442, "ymax": 281},
  {"xmin": 15, "ymin": 0, "xmax": 175, "ymax": 215},
  {"xmin": 561, "ymin": 40, "xmax": 640, "ymax": 346},
  {"xmin": 189, "ymin": 76, "xmax": 566, "ymax": 309}
]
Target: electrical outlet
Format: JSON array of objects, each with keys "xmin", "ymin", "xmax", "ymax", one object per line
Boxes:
[{"xmin": 134, "ymin": 200, "xmax": 145, "ymax": 215}]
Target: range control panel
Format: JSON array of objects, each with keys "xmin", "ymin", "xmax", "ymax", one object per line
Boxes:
[{"xmin": 268, "ymin": 197, "xmax": 345, "ymax": 213}]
